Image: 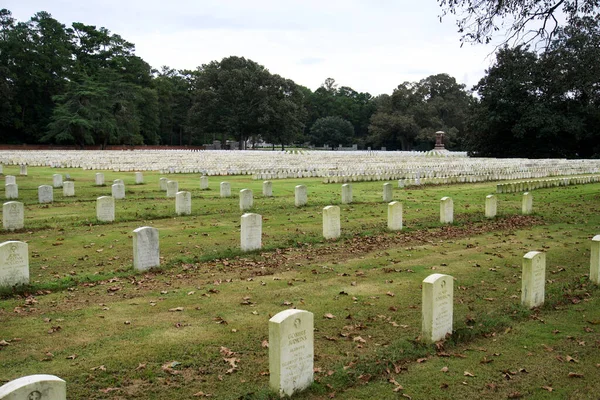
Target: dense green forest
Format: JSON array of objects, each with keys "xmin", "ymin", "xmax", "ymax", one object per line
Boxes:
[{"xmin": 1, "ymin": 8, "xmax": 599, "ymax": 157}]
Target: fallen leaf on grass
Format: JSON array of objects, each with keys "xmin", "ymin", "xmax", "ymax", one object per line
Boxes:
[
  {"xmin": 324, "ymin": 313, "xmax": 335, "ymax": 319},
  {"xmin": 193, "ymin": 391, "xmax": 212, "ymax": 397},
  {"xmin": 568, "ymin": 372, "xmax": 584, "ymax": 378},
  {"xmin": 353, "ymin": 336, "xmax": 366, "ymax": 343},
  {"xmin": 161, "ymin": 361, "xmax": 182, "ymax": 375},
  {"xmin": 440, "ymin": 366, "xmax": 449, "ymax": 373},
  {"xmin": 169, "ymin": 307, "xmax": 184, "ymax": 312},
  {"xmin": 416, "ymin": 358, "xmax": 427, "ymax": 363},
  {"xmin": 386, "ymin": 291, "xmax": 395, "ymax": 297},
  {"xmin": 464, "ymin": 371, "xmax": 475, "ymax": 377},
  {"xmin": 0, "ymin": 340, "xmax": 10, "ymax": 347},
  {"xmin": 220, "ymin": 347, "xmax": 236, "ymax": 357},
  {"xmin": 91, "ymin": 365, "xmax": 106, "ymax": 371},
  {"xmin": 66, "ymin": 354, "xmax": 77, "ymax": 360},
  {"xmin": 508, "ymin": 392, "xmax": 522, "ymax": 398},
  {"xmin": 136, "ymin": 363, "xmax": 147, "ymax": 371},
  {"xmin": 261, "ymin": 340, "xmax": 269, "ymax": 348},
  {"xmin": 389, "ymin": 378, "xmax": 403, "ymax": 391},
  {"xmin": 541, "ymin": 386, "xmax": 553, "ymax": 392},
  {"xmin": 566, "ymin": 355, "xmax": 579, "ymax": 363},
  {"xmin": 99, "ymin": 387, "xmax": 119, "ymax": 393}
]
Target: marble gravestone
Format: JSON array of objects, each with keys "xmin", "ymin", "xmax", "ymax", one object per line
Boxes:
[
  {"xmin": 220, "ymin": 182, "xmax": 231, "ymax": 198},
  {"xmin": 159, "ymin": 177, "xmax": 168, "ymax": 191},
  {"xmin": 200, "ymin": 175, "xmax": 209, "ymax": 190},
  {"xmin": 96, "ymin": 196, "xmax": 115, "ymax": 222},
  {"xmin": 2, "ymin": 202, "xmax": 24, "ymax": 231},
  {"xmin": 269, "ymin": 309, "xmax": 314, "ymax": 397},
  {"xmin": 38, "ymin": 185, "xmax": 53, "ymax": 204},
  {"xmin": 591, "ymin": 235, "xmax": 600, "ymax": 284},
  {"xmin": 19, "ymin": 165, "xmax": 27, "ymax": 176},
  {"xmin": 387, "ymin": 201, "xmax": 403, "ymax": 231},
  {"xmin": 62, "ymin": 181, "xmax": 75, "ymax": 197},
  {"xmin": 95, "ymin": 173, "xmax": 105, "ymax": 186},
  {"xmin": 175, "ymin": 191, "xmax": 191, "ymax": 216},
  {"xmin": 5, "ymin": 184, "xmax": 17, "ymax": 199},
  {"xmin": 239, "ymin": 189, "xmax": 253, "ymax": 211},
  {"xmin": 0, "ymin": 374, "xmax": 66, "ymax": 400},
  {"xmin": 52, "ymin": 174, "xmax": 63, "ymax": 188},
  {"xmin": 522, "ymin": 192, "xmax": 533, "ymax": 215},
  {"xmin": 135, "ymin": 172, "xmax": 143, "ymax": 184},
  {"xmin": 341, "ymin": 184, "xmax": 352, "ymax": 204},
  {"xmin": 295, "ymin": 185, "xmax": 307, "ymax": 207},
  {"xmin": 132, "ymin": 227, "xmax": 160, "ymax": 271},
  {"xmin": 521, "ymin": 251, "xmax": 546, "ymax": 308},
  {"xmin": 0, "ymin": 241, "xmax": 29, "ymax": 288},
  {"xmin": 485, "ymin": 194, "xmax": 497, "ymax": 218},
  {"xmin": 440, "ymin": 197, "xmax": 453, "ymax": 224},
  {"xmin": 113, "ymin": 179, "xmax": 124, "ymax": 186},
  {"xmin": 322, "ymin": 205, "xmax": 340, "ymax": 240},
  {"xmin": 382, "ymin": 183, "xmax": 393, "ymax": 202},
  {"xmin": 167, "ymin": 181, "xmax": 179, "ymax": 197},
  {"xmin": 111, "ymin": 183, "xmax": 125, "ymax": 199},
  {"xmin": 422, "ymin": 273, "xmax": 453, "ymax": 343},
  {"xmin": 262, "ymin": 181, "xmax": 272, "ymax": 197},
  {"xmin": 5, "ymin": 176, "xmax": 15, "ymax": 185},
  {"xmin": 240, "ymin": 213, "xmax": 262, "ymax": 252}
]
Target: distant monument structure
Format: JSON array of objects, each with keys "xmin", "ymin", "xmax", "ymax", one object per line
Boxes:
[{"xmin": 434, "ymin": 131, "xmax": 446, "ymax": 150}]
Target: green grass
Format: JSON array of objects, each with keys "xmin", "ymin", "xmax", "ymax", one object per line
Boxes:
[{"xmin": 0, "ymin": 165, "xmax": 599, "ymax": 399}]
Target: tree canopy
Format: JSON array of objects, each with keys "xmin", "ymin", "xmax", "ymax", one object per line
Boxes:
[{"xmin": 438, "ymin": 0, "xmax": 600, "ymax": 49}]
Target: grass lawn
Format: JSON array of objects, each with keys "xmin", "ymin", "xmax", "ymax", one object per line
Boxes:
[{"xmin": 1, "ymin": 166, "xmax": 599, "ymax": 399}]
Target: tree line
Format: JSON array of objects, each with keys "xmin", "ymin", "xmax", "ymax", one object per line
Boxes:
[{"xmin": 1, "ymin": 8, "xmax": 600, "ymax": 157}]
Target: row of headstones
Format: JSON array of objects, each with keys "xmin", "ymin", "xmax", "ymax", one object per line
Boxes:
[
  {"xmin": 3, "ymin": 246, "xmax": 599, "ymax": 398},
  {"xmin": 4, "ymin": 150, "xmax": 600, "ymax": 179},
  {"xmin": 496, "ymin": 175, "xmax": 600, "ymax": 193},
  {"xmin": 1, "ymin": 191, "xmax": 533, "ymax": 281},
  {"xmin": 2, "ymin": 188, "xmax": 534, "ymax": 233}
]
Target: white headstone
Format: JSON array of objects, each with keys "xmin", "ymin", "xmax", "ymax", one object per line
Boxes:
[
  {"xmin": 38, "ymin": 185, "xmax": 53, "ymax": 204},
  {"xmin": 62, "ymin": 181, "xmax": 75, "ymax": 197},
  {"xmin": 96, "ymin": 196, "xmax": 115, "ymax": 222},
  {"xmin": 19, "ymin": 165, "xmax": 27, "ymax": 176},
  {"xmin": 591, "ymin": 235, "xmax": 600, "ymax": 284},
  {"xmin": 485, "ymin": 194, "xmax": 497, "ymax": 218},
  {"xmin": 522, "ymin": 192, "xmax": 533, "ymax": 215},
  {"xmin": 0, "ymin": 241, "xmax": 29, "ymax": 288},
  {"xmin": 241, "ymin": 213, "xmax": 262, "ymax": 252},
  {"xmin": 269, "ymin": 309, "xmax": 314, "ymax": 397},
  {"xmin": 0, "ymin": 374, "xmax": 66, "ymax": 400},
  {"xmin": 5, "ymin": 176, "xmax": 15, "ymax": 185},
  {"xmin": 166, "ymin": 181, "xmax": 178, "ymax": 198},
  {"xmin": 422, "ymin": 273, "xmax": 453, "ymax": 343},
  {"xmin": 398, "ymin": 180, "xmax": 405, "ymax": 188},
  {"xmin": 220, "ymin": 182, "xmax": 231, "ymax": 198},
  {"xmin": 175, "ymin": 191, "xmax": 191, "ymax": 215},
  {"xmin": 159, "ymin": 177, "xmax": 168, "ymax": 191},
  {"xmin": 387, "ymin": 201, "xmax": 403, "ymax": 231},
  {"xmin": 5, "ymin": 184, "xmax": 17, "ymax": 200},
  {"xmin": 295, "ymin": 185, "xmax": 307, "ymax": 207},
  {"xmin": 239, "ymin": 189, "xmax": 253, "ymax": 211},
  {"xmin": 440, "ymin": 197, "xmax": 453, "ymax": 224},
  {"xmin": 135, "ymin": 172, "xmax": 143, "ymax": 184},
  {"xmin": 132, "ymin": 226, "xmax": 160, "ymax": 271},
  {"xmin": 111, "ymin": 183, "xmax": 125, "ymax": 199},
  {"xmin": 382, "ymin": 183, "xmax": 393, "ymax": 202},
  {"xmin": 521, "ymin": 251, "xmax": 545, "ymax": 308},
  {"xmin": 2, "ymin": 202, "xmax": 24, "ymax": 231},
  {"xmin": 341, "ymin": 184, "xmax": 352, "ymax": 204},
  {"xmin": 200, "ymin": 175, "xmax": 209, "ymax": 190},
  {"xmin": 262, "ymin": 181, "xmax": 272, "ymax": 197},
  {"xmin": 113, "ymin": 179, "xmax": 124, "ymax": 185},
  {"xmin": 322, "ymin": 205, "xmax": 341, "ymax": 240},
  {"xmin": 95, "ymin": 173, "xmax": 104, "ymax": 186},
  {"xmin": 52, "ymin": 174, "xmax": 63, "ymax": 188}
]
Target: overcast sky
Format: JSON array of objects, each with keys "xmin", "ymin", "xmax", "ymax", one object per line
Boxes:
[{"xmin": 4, "ymin": 0, "xmax": 500, "ymax": 96}]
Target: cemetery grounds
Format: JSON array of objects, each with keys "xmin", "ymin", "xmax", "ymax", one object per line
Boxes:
[{"xmin": 0, "ymin": 166, "xmax": 599, "ymax": 399}]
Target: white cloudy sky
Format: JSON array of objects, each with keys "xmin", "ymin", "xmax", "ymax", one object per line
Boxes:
[{"xmin": 4, "ymin": 0, "xmax": 501, "ymax": 95}]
